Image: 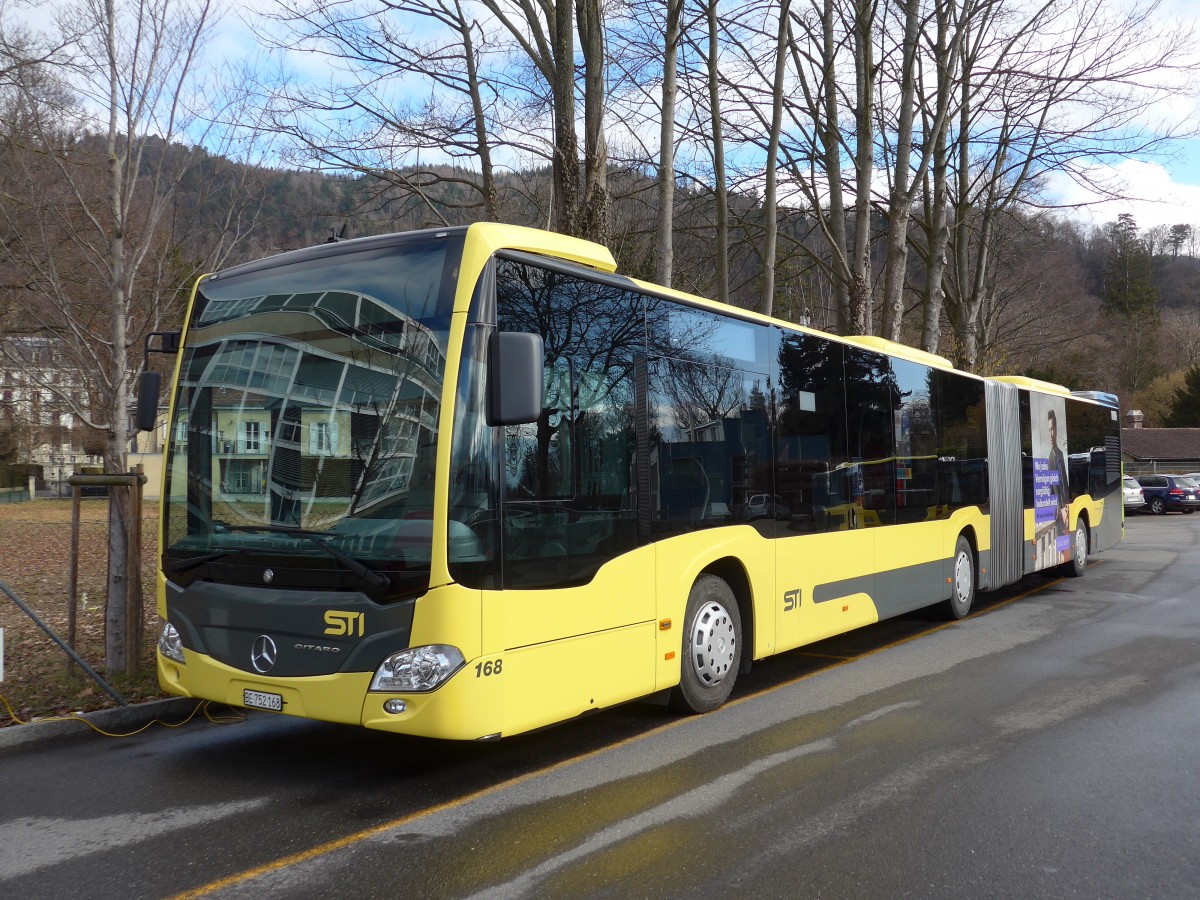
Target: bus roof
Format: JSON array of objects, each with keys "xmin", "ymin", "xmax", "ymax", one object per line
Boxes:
[
  {"xmin": 990, "ymin": 375, "xmax": 1072, "ymax": 397},
  {"xmin": 466, "ymin": 222, "xmax": 616, "ymax": 273}
]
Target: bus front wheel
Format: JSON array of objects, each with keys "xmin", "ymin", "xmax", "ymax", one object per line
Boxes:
[
  {"xmin": 669, "ymin": 574, "xmax": 742, "ymax": 714},
  {"xmin": 940, "ymin": 535, "xmax": 976, "ymax": 620}
]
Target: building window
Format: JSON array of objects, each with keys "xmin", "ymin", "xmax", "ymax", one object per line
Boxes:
[
  {"xmin": 238, "ymin": 420, "xmax": 261, "ymax": 453},
  {"xmin": 310, "ymin": 420, "xmax": 337, "ymax": 455}
]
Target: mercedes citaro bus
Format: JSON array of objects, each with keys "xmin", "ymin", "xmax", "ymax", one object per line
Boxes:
[{"xmin": 137, "ymin": 223, "xmax": 1122, "ymax": 740}]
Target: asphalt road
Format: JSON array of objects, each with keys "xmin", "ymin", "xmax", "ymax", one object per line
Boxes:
[{"xmin": 2, "ymin": 515, "xmax": 1197, "ymax": 899}]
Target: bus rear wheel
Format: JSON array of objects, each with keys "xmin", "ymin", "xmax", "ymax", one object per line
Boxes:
[
  {"xmin": 940, "ymin": 535, "xmax": 976, "ymax": 620},
  {"xmin": 668, "ymin": 574, "xmax": 741, "ymax": 714},
  {"xmin": 1058, "ymin": 520, "xmax": 1088, "ymax": 578}
]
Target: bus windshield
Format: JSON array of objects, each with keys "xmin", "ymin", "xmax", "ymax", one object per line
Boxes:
[{"xmin": 160, "ymin": 232, "xmax": 463, "ymax": 600}]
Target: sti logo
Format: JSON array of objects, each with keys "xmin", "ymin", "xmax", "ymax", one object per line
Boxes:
[{"xmin": 324, "ymin": 610, "xmax": 365, "ymax": 637}]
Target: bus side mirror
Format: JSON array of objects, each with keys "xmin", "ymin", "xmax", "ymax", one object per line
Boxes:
[
  {"xmin": 487, "ymin": 332, "xmax": 544, "ymax": 426},
  {"xmin": 135, "ymin": 370, "xmax": 161, "ymax": 432}
]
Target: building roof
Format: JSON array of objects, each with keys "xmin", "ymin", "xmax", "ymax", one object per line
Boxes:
[{"xmin": 1122, "ymin": 428, "xmax": 1200, "ymax": 463}]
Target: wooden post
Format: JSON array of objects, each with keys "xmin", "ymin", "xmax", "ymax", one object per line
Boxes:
[
  {"xmin": 66, "ymin": 484, "xmax": 82, "ymax": 677},
  {"xmin": 126, "ymin": 469, "xmax": 145, "ymax": 677},
  {"xmin": 124, "ymin": 481, "xmax": 138, "ymax": 677},
  {"xmin": 67, "ymin": 472, "xmax": 149, "ymax": 678}
]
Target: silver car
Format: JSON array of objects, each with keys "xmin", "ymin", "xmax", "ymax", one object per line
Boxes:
[{"xmin": 1123, "ymin": 477, "xmax": 1145, "ymax": 512}]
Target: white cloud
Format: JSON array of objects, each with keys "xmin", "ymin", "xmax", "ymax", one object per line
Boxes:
[{"xmin": 1045, "ymin": 157, "xmax": 1200, "ymax": 230}]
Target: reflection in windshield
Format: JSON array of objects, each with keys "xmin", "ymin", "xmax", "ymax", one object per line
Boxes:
[{"xmin": 161, "ymin": 235, "xmax": 462, "ymax": 597}]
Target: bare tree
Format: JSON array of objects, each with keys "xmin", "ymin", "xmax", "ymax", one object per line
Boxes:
[
  {"xmin": 655, "ymin": 0, "xmax": 684, "ymax": 286},
  {"xmin": 939, "ymin": 0, "xmax": 1198, "ymax": 370},
  {"xmin": 703, "ymin": 0, "xmax": 730, "ymax": 304},
  {"xmin": 745, "ymin": 0, "xmax": 792, "ymax": 317},
  {"xmin": 764, "ymin": 0, "xmax": 880, "ymax": 334},
  {"xmin": 0, "ymin": 0, "xmax": 267, "ymax": 673},
  {"xmin": 877, "ymin": 0, "xmax": 967, "ymax": 343},
  {"xmin": 473, "ymin": 0, "xmax": 611, "ymax": 241},
  {"xmin": 261, "ymin": 0, "xmax": 510, "ymax": 226}
]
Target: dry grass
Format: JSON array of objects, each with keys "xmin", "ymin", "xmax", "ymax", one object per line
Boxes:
[{"xmin": 0, "ymin": 498, "xmax": 165, "ymax": 726}]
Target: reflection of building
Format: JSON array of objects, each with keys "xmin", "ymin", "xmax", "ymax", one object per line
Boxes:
[
  {"xmin": 182, "ymin": 287, "xmax": 444, "ymax": 513},
  {"xmin": 1, "ymin": 336, "xmax": 103, "ymax": 491}
]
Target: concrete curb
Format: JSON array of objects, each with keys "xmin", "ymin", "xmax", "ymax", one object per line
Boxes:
[{"xmin": 0, "ymin": 697, "xmax": 206, "ymax": 754}]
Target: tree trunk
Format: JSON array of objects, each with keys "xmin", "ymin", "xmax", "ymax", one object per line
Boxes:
[
  {"xmin": 880, "ymin": 0, "xmax": 920, "ymax": 342},
  {"xmin": 552, "ymin": 0, "xmax": 579, "ymax": 236},
  {"xmin": 850, "ymin": 0, "xmax": 876, "ymax": 335},
  {"xmin": 578, "ymin": 0, "xmax": 608, "ymax": 244},
  {"xmin": 707, "ymin": 0, "xmax": 729, "ymax": 304},
  {"xmin": 816, "ymin": 0, "xmax": 852, "ymax": 331},
  {"xmin": 656, "ymin": 0, "xmax": 684, "ymax": 286},
  {"xmin": 759, "ymin": 0, "xmax": 791, "ymax": 317},
  {"xmin": 919, "ymin": 3, "xmax": 958, "ymax": 355},
  {"xmin": 103, "ymin": 0, "xmax": 132, "ymax": 675},
  {"xmin": 460, "ymin": 8, "xmax": 499, "ymax": 221},
  {"xmin": 919, "ymin": 122, "xmax": 950, "ymax": 355}
]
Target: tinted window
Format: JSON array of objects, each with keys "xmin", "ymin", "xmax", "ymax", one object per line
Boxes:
[
  {"xmin": 1065, "ymin": 398, "xmax": 1119, "ymax": 498},
  {"xmin": 661, "ymin": 304, "xmax": 770, "ymax": 373},
  {"xmin": 494, "ymin": 260, "xmax": 641, "ymax": 588},
  {"xmin": 648, "ymin": 355, "xmax": 772, "ymax": 536},
  {"xmin": 446, "ymin": 322, "xmax": 501, "ymax": 589},
  {"xmin": 935, "ymin": 372, "xmax": 988, "ymax": 510},
  {"xmin": 775, "ymin": 331, "xmax": 847, "ymax": 533},
  {"xmin": 844, "ymin": 348, "xmax": 895, "ymax": 527},
  {"xmin": 892, "ymin": 359, "xmax": 939, "ymax": 524}
]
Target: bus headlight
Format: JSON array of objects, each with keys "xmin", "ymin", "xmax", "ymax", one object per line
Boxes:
[
  {"xmin": 158, "ymin": 622, "xmax": 185, "ymax": 663},
  {"xmin": 370, "ymin": 645, "xmax": 464, "ymax": 692}
]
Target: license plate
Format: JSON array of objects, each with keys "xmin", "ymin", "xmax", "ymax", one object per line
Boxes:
[{"xmin": 243, "ymin": 689, "xmax": 283, "ymax": 712}]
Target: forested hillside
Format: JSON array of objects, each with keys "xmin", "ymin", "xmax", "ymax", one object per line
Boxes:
[{"xmin": 165, "ymin": 155, "xmax": 1200, "ymax": 420}]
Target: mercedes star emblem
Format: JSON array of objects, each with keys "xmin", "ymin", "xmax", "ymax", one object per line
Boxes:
[
  {"xmin": 263, "ymin": 568, "xmax": 274, "ymax": 584},
  {"xmin": 251, "ymin": 635, "xmax": 278, "ymax": 673}
]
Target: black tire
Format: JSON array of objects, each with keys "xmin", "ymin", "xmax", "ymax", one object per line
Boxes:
[
  {"xmin": 668, "ymin": 574, "xmax": 742, "ymax": 714},
  {"xmin": 1184, "ymin": 509, "xmax": 1195, "ymax": 515},
  {"xmin": 940, "ymin": 535, "xmax": 976, "ymax": 620},
  {"xmin": 1150, "ymin": 497, "xmax": 1166, "ymax": 515},
  {"xmin": 1058, "ymin": 519, "xmax": 1088, "ymax": 578}
]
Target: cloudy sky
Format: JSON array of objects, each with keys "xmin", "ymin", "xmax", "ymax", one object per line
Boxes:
[
  {"xmin": 1046, "ymin": 154, "xmax": 1200, "ymax": 230},
  {"xmin": 11, "ymin": 0, "xmax": 1200, "ymax": 232}
]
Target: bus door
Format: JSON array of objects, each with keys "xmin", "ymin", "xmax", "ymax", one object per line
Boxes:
[{"xmin": 482, "ymin": 348, "xmax": 653, "ymax": 735}]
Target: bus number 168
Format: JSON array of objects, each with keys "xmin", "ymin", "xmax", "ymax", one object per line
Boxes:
[{"xmin": 475, "ymin": 659, "xmax": 504, "ymax": 677}]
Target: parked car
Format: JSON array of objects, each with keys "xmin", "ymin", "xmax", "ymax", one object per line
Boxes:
[
  {"xmin": 1123, "ymin": 477, "xmax": 1145, "ymax": 512},
  {"xmin": 746, "ymin": 493, "xmax": 790, "ymax": 520},
  {"xmin": 1134, "ymin": 474, "xmax": 1200, "ymax": 515}
]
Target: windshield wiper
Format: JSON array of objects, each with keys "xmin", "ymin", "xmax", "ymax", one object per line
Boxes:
[
  {"xmin": 215, "ymin": 522, "xmax": 389, "ymax": 590},
  {"xmin": 168, "ymin": 550, "xmax": 236, "ymax": 574}
]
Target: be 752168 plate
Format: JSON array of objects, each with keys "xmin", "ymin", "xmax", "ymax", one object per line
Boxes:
[{"xmin": 243, "ymin": 689, "xmax": 283, "ymax": 712}]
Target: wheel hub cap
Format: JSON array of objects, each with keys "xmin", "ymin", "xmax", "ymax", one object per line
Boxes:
[
  {"xmin": 955, "ymin": 552, "xmax": 971, "ymax": 603},
  {"xmin": 690, "ymin": 601, "xmax": 737, "ymax": 686}
]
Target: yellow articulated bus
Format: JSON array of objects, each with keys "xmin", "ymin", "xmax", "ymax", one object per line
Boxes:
[{"xmin": 139, "ymin": 223, "xmax": 1123, "ymax": 740}]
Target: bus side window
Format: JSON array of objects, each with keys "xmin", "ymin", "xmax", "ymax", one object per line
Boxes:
[
  {"xmin": 775, "ymin": 331, "xmax": 847, "ymax": 534},
  {"xmin": 504, "ymin": 357, "xmax": 573, "ymax": 501},
  {"xmin": 495, "ymin": 258, "xmax": 642, "ymax": 589}
]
